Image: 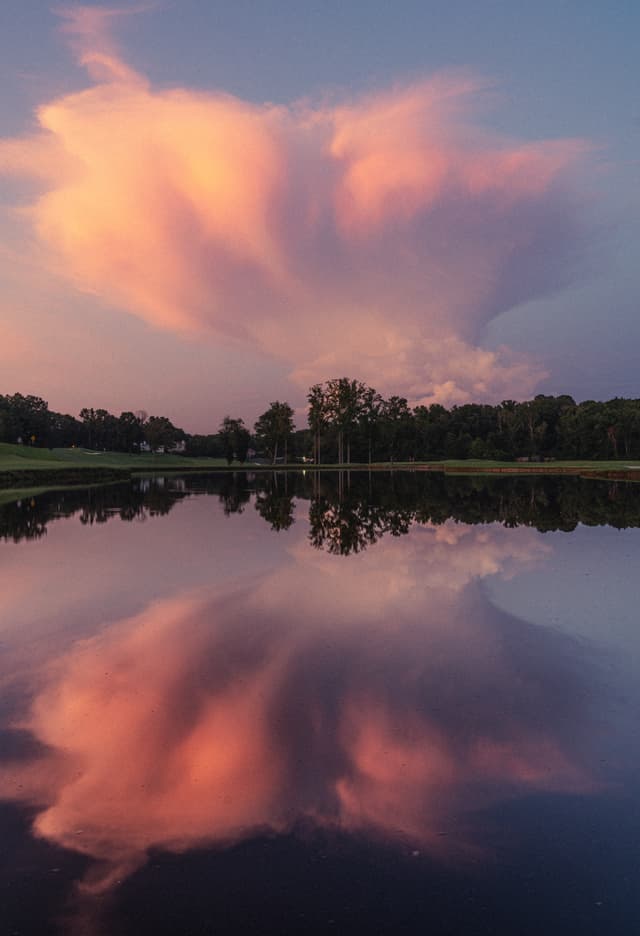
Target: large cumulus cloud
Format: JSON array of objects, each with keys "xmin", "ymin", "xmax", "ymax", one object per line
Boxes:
[{"xmin": 0, "ymin": 8, "xmax": 589, "ymax": 405}]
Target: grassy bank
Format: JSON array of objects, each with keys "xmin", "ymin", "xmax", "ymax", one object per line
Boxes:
[
  {"xmin": 254, "ymin": 458, "xmax": 640, "ymax": 479},
  {"xmin": 0, "ymin": 442, "xmax": 226, "ymax": 471},
  {"xmin": 0, "ymin": 443, "xmax": 226, "ymax": 488},
  {"xmin": 1, "ymin": 443, "xmax": 640, "ymax": 492},
  {"xmin": 401, "ymin": 459, "xmax": 640, "ymax": 480}
]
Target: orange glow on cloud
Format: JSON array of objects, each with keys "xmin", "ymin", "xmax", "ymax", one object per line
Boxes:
[{"xmin": 0, "ymin": 13, "xmax": 590, "ymax": 405}]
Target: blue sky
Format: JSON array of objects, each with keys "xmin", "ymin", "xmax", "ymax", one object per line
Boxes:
[{"xmin": 0, "ymin": 1, "xmax": 638, "ymax": 428}]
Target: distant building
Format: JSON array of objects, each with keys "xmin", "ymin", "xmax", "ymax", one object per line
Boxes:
[{"xmin": 137, "ymin": 439, "xmax": 185, "ymax": 454}]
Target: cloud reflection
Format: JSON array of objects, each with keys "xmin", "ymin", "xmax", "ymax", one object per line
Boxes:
[{"xmin": 0, "ymin": 522, "xmax": 597, "ymax": 893}]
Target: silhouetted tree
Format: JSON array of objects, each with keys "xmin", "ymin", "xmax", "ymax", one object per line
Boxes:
[
  {"xmin": 219, "ymin": 416, "xmax": 250, "ymax": 464},
  {"xmin": 254, "ymin": 401, "xmax": 295, "ymax": 464}
]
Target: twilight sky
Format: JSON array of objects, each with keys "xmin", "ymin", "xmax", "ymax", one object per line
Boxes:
[{"xmin": 0, "ymin": 1, "xmax": 638, "ymax": 432}]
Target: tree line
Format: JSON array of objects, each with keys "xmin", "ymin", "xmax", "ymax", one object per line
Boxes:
[
  {"xmin": 2, "ymin": 379, "xmax": 640, "ymax": 462},
  {"xmin": 0, "ymin": 394, "xmax": 185, "ymax": 453},
  {"xmin": 305, "ymin": 379, "xmax": 640, "ymax": 462}
]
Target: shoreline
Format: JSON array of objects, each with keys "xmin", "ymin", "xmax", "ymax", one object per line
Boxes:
[
  {"xmin": 1, "ymin": 460, "xmax": 640, "ymax": 495},
  {"xmin": 0, "ymin": 466, "xmax": 131, "ymax": 489}
]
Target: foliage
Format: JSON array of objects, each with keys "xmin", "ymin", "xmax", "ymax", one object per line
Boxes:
[
  {"xmin": 304, "ymin": 385, "xmax": 640, "ymax": 464},
  {"xmin": 3, "ymin": 383, "xmax": 640, "ymax": 464},
  {"xmin": 254, "ymin": 401, "xmax": 295, "ymax": 463},
  {"xmin": 143, "ymin": 416, "xmax": 182, "ymax": 451},
  {"xmin": 218, "ymin": 416, "xmax": 250, "ymax": 464}
]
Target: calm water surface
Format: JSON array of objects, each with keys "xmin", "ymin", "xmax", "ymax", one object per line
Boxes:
[{"xmin": 1, "ymin": 472, "xmax": 639, "ymax": 935}]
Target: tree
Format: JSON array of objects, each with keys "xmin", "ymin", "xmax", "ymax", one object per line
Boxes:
[
  {"xmin": 144, "ymin": 416, "xmax": 180, "ymax": 452},
  {"xmin": 79, "ymin": 407, "xmax": 119, "ymax": 450},
  {"xmin": 117, "ymin": 411, "xmax": 145, "ymax": 453},
  {"xmin": 48, "ymin": 412, "xmax": 81, "ymax": 448},
  {"xmin": 358, "ymin": 386, "xmax": 383, "ymax": 463},
  {"xmin": 185, "ymin": 433, "xmax": 224, "ymax": 458},
  {"xmin": 380, "ymin": 396, "xmax": 412, "ymax": 462},
  {"xmin": 307, "ymin": 384, "xmax": 328, "ymax": 464},
  {"xmin": 2, "ymin": 393, "xmax": 50, "ymax": 445},
  {"xmin": 254, "ymin": 401, "xmax": 295, "ymax": 464},
  {"xmin": 219, "ymin": 416, "xmax": 250, "ymax": 464},
  {"xmin": 323, "ymin": 378, "xmax": 368, "ymax": 464},
  {"xmin": 414, "ymin": 404, "xmax": 448, "ymax": 459}
]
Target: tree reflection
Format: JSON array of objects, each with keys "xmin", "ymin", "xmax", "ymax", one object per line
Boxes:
[
  {"xmin": 303, "ymin": 471, "xmax": 640, "ymax": 555},
  {"xmin": 0, "ymin": 496, "xmax": 48, "ymax": 542},
  {"xmin": 308, "ymin": 494, "xmax": 411, "ymax": 555},
  {"xmin": 0, "ymin": 479, "xmax": 188, "ymax": 542},
  {"xmin": 217, "ymin": 472, "xmax": 252, "ymax": 516},
  {"xmin": 2, "ymin": 471, "xmax": 640, "ymax": 546},
  {"xmin": 254, "ymin": 473, "xmax": 295, "ymax": 531}
]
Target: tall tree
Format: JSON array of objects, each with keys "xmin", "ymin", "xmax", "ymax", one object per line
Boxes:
[
  {"xmin": 219, "ymin": 416, "xmax": 250, "ymax": 464},
  {"xmin": 307, "ymin": 384, "xmax": 328, "ymax": 464},
  {"xmin": 117, "ymin": 411, "xmax": 145, "ymax": 453},
  {"xmin": 79, "ymin": 407, "xmax": 119, "ymax": 450},
  {"xmin": 380, "ymin": 396, "xmax": 412, "ymax": 462},
  {"xmin": 359, "ymin": 386, "xmax": 383, "ymax": 463},
  {"xmin": 254, "ymin": 401, "xmax": 295, "ymax": 464},
  {"xmin": 323, "ymin": 377, "xmax": 368, "ymax": 463}
]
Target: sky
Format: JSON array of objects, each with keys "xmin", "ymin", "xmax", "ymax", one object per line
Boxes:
[{"xmin": 0, "ymin": 1, "xmax": 638, "ymax": 432}]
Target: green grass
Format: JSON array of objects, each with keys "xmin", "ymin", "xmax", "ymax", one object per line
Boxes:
[
  {"xmin": 2, "ymin": 443, "xmax": 639, "ymax": 474},
  {"xmin": 305, "ymin": 458, "xmax": 640, "ymax": 471},
  {"xmin": 0, "ymin": 443, "xmax": 226, "ymax": 471},
  {"xmin": 0, "ymin": 443, "xmax": 228, "ymax": 492},
  {"xmin": 1, "ymin": 443, "xmax": 639, "ymax": 495},
  {"xmin": 0, "ymin": 442, "xmax": 66, "ymax": 468}
]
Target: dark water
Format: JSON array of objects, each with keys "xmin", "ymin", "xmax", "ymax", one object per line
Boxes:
[{"xmin": 1, "ymin": 472, "xmax": 639, "ymax": 935}]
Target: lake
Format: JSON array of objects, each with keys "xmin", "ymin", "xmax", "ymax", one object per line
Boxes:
[{"xmin": 1, "ymin": 472, "xmax": 639, "ymax": 935}]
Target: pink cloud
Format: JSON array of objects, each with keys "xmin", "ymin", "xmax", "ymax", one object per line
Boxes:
[
  {"xmin": 56, "ymin": 3, "xmax": 155, "ymax": 82},
  {"xmin": 0, "ymin": 25, "xmax": 591, "ymax": 405},
  {"xmin": 0, "ymin": 321, "xmax": 31, "ymax": 365}
]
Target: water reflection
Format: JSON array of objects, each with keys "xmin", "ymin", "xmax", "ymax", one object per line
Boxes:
[
  {"xmin": 2, "ymin": 474, "xmax": 639, "ymax": 934},
  {"xmin": 0, "ymin": 518, "xmax": 605, "ymax": 898},
  {"xmin": 3, "ymin": 471, "xmax": 640, "ymax": 548},
  {"xmin": 255, "ymin": 473, "xmax": 295, "ymax": 531},
  {"xmin": 0, "ymin": 479, "xmax": 182, "ymax": 543}
]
